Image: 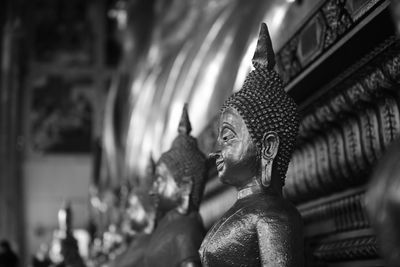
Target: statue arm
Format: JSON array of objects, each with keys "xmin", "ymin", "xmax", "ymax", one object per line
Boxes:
[{"xmin": 256, "ymin": 218, "xmax": 298, "ymax": 267}]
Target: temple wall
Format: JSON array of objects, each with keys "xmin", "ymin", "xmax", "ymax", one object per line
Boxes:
[{"xmin": 196, "ymin": 0, "xmax": 397, "ymax": 265}]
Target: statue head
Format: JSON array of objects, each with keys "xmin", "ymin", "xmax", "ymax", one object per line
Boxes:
[
  {"xmin": 123, "ymin": 155, "xmax": 156, "ymax": 235},
  {"xmin": 58, "ymin": 201, "xmax": 72, "ymax": 234},
  {"xmin": 212, "ymin": 23, "xmax": 299, "ymax": 193},
  {"xmin": 151, "ymin": 104, "xmax": 206, "ymax": 213},
  {"xmin": 123, "ymin": 190, "xmax": 156, "ymax": 235}
]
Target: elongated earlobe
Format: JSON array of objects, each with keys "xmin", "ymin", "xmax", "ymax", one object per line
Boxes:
[
  {"xmin": 261, "ymin": 132, "xmax": 279, "ymax": 187},
  {"xmin": 177, "ymin": 176, "xmax": 193, "ymax": 214}
]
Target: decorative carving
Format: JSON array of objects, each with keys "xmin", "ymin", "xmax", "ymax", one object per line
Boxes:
[
  {"xmin": 315, "ymin": 103, "xmax": 336, "ymax": 125},
  {"xmin": 283, "ymin": 37, "xmax": 400, "ymax": 203},
  {"xmin": 322, "ymin": 0, "xmax": 353, "ymax": 49},
  {"xmin": 298, "ymin": 37, "xmax": 399, "ymax": 140},
  {"xmin": 359, "ymin": 107, "xmax": 382, "ymax": 164},
  {"xmin": 327, "ymin": 130, "xmax": 346, "ymax": 185},
  {"xmin": 300, "ymin": 192, "xmax": 370, "ymax": 234},
  {"xmin": 383, "ymin": 52, "xmax": 400, "ymax": 82},
  {"xmin": 377, "ymin": 97, "xmax": 400, "ymax": 147},
  {"xmin": 345, "ymin": 0, "xmax": 381, "ymax": 21},
  {"xmin": 314, "ymin": 136, "xmax": 335, "ymax": 192},
  {"xmin": 328, "ymin": 92, "xmax": 352, "ymax": 116},
  {"xmin": 313, "ymin": 236, "xmax": 378, "ymax": 262},
  {"xmin": 345, "ymin": 82, "xmax": 372, "ymax": 107},
  {"xmin": 342, "ymin": 117, "xmax": 366, "ymax": 179},
  {"xmin": 303, "ymin": 143, "xmax": 322, "ymax": 195},
  {"xmin": 276, "ymin": 0, "xmax": 382, "ymax": 84},
  {"xmin": 277, "ymin": 37, "xmax": 302, "ymax": 84},
  {"xmin": 297, "ymin": 14, "xmax": 326, "ymax": 65}
]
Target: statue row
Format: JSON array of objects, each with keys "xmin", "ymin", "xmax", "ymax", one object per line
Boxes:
[{"xmin": 94, "ymin": 23, "xmax": 304, "ymax": 267}]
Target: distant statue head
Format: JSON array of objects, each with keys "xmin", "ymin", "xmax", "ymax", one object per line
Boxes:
[
  {"xmin": 151, "ymin": 104, "xmax": 206, "ymax": 214},
  {"xmin": 211, "ymin": 23, "xmax": 299, "ymax": 193},
  {"xmin": 58, "ymin": 202, "xmax": 72, "ymax": 234},
  {"xmin": 122, "ymin": 155, "xmax": 157, "ymax": 235}
]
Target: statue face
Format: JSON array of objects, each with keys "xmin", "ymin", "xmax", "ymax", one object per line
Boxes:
[
  {"xmin": 214, "ymin": 107, "xmax": 259, "ymax": 188},
  {"xmin": 151, "ymin": 162, "xmax": 182, "ymax": 212},
  {"xmin": 124, "ymin": 194, "xmax": 148, "ymax": 232}
]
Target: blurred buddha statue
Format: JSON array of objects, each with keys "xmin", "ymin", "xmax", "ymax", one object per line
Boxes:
[
  {"xmin": 199, "ymin": 23, "xmax": 304, "ymax": 267},
  {"xmin": 122, "ymin": 191, "xmax": 156, "ymax": 236},
  {"xmin": 50, "ymin": 202, "xmax": 86, "ymax": 267},
  {"xmin": 143, "ymin": 104, "xmax": 207, "ymax": 267},
  {"xmin": 365, "ymin": 139, "xmax": 400, "ymax": 267},
  {"xmin": 102, "ymin": 224, "xmax": 123, "ymax": 261},
  {"xmin": 109, "ymin": 156, "xmax": 157, "ymax": 267},
  {"xmin": 121, "ymin": 155, "xmax": 157, "ymax": 237}
]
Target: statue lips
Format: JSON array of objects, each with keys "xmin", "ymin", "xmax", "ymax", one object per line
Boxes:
[
  {"xmin": 209, "ymin": 152, "xmax": 224, "ymax": 173},
  {"xmin": 215, "ymin": 158, "xmax": 224, "ymax": 172}
]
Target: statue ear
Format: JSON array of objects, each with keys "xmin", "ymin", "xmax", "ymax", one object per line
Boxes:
[
  {"xmin": 177, "ymin": 176, "xmax": 193, "ymax": 214},
  {"xmin": 180, "ymin": 176, "xmax": 194, "ymax": 194},
  {"xmin": 262, "ymin": 131, "xmax": 279, "ymax": 159},
  {"xmin": 261, "ymin": 132, "xmax": 279, "ymax": 187}
]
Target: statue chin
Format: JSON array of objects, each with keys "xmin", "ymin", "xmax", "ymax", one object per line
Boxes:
[
  {"xmin": 218, "ymin": 165, "xmax": 260, "ymax": 189},
  {"xmin": 219, "ymin": 171, "xmax": 247, "ymax": 188}
]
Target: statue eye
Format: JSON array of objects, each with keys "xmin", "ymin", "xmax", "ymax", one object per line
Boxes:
[{"xmin": 221, "ymin": 128, "xmax": 235, "ymax": 142}]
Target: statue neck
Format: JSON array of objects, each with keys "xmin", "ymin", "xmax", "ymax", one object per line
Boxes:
[
  {"xmin": 237, "ymin": 179, "xmax": 263, "ymax": 199},
  {"xmin": 236, "ymin": 173, "xmax": 283, "ymax": 199}
]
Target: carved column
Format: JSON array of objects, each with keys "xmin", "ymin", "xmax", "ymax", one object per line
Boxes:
[{"xmin": 0, "ymin": 0, "xmax": 25, "ymax": 263}]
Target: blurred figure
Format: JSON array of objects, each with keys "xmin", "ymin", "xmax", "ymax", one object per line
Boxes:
[
  {"xmin": 49, "ymin": 203, "xmax": 86, "ymax": 267},
  {"xmin": 0, "ymin": 240, "xmax": 18, "ymax": 267},
  {"xmin": 365, "ymin": 139, "xmax": 400, "ymax": 267},
  {"xmin": 32, "ymin": 243, "xmax": 52, "ymax": 267}
]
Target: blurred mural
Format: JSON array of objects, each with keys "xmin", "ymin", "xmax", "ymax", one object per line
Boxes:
[{"xmin": 30, "ymin": 75, "xmax": 93, "ymax": 153}]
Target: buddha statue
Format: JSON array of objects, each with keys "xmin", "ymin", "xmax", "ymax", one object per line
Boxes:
[
  {"xmin": 109, "ymin": 156, "xmax": 157, "ymax": 267},
  {"xmin": 50, "ymin": 202, "xmax": 86, "ymax": 267},
  {"xmin": 108, "ymin": 191, "xmax": 155, "ymax": 267},
  {"xmin": 199, "ymin": 23, "xmax": 304, "ymax": 267},
  {"xmin": 143, "ymin": 104, "xmax": 207, "ymax": 267},
  {"xmin": 120, "ymin": 156, "xmax": 157, "ymax": 237}
]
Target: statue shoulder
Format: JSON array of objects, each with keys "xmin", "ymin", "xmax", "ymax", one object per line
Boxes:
[
  {"xmin": 245, "ymin": 194, "xmax": 302, "ymax": 226},
  {"xmin": 254, "ymin": 196, "xmax": 304, "ymax": 267}
]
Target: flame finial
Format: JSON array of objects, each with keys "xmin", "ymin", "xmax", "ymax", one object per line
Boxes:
[
  {"xmin": 178, "ymin": 103, "xmax": 192, "ymax": 135},
  {"xmin": 252, "ymin": 23, "xmax": 275, "ymax": 70}
]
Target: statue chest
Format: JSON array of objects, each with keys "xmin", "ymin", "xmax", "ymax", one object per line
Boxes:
[
  {"xmin": 199, "ymin": 201, "xmax": 262, "ymax": 267},
  {"xmin": 144, "ymin": 211, "xmax": 205, "ymax": 267}
]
